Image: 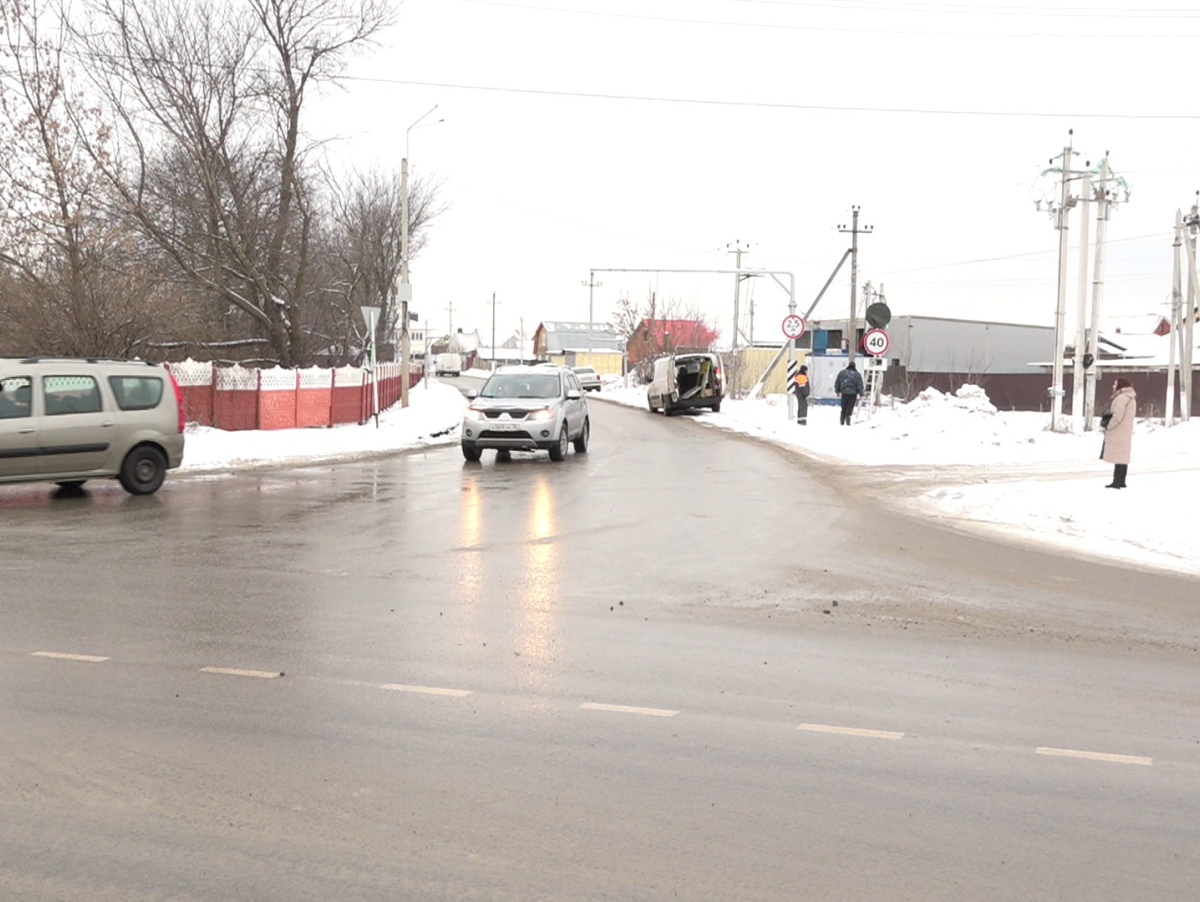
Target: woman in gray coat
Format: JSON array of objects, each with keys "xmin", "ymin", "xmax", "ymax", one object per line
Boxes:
[{"xmin": 1101, "ymin": 378, "xmax": 1136, "ymax": 489}]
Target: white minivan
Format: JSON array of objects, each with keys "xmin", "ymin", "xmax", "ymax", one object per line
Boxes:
[
  {"xmin": 647, "ymin": 352, "xmax": 724, "ymax": 415},
  {"xmin": 435, "ymin": 352, "xmax": 462, "ymax": 377}
]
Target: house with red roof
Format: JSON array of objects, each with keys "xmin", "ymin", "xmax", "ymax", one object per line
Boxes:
[{"xmin": 626, "ymin": 318, "xmax": 719, "ymax": 366}]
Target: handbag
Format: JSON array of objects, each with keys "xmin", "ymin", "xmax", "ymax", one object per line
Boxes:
[{"xmin": 1099, "ymin": 411, "xmax": 1113, "ymax": 429}]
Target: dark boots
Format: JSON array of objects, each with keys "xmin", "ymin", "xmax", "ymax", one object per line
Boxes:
[{"xmin": 1106, "ymin": 464, "xmax": 1128, "ymax": 489}]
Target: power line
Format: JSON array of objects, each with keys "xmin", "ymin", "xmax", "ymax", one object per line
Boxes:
[
  {"xmin": 877, "ymin": 231, "xmax": 1172, "ymax": 276},
  {"xmin": 342, "ymin": 75, "xmax": 1200, "ymax": 120},
  {"xmin": 458, "ymin": 0, "xmax": 1200, "ymax": 37},
  {"xmin": 721, "ymin": 0, "xmax": 1200, "ymax": 18}
]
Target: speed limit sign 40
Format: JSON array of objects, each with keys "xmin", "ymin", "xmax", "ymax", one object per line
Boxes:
[{"xmin": 863, "ymin": 328, "xmax": 890, "ymax": 356}]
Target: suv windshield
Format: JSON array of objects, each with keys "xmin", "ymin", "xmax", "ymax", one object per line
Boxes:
[{"xmin": 481, "ymin": 373, "xmax": 562, "ymax": 399}]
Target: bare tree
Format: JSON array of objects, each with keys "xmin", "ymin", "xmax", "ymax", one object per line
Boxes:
[
  {"xmin": 73, "ymin": 0, "xmax": 395, "ymax": 367},
  {"xmin": 616, "ymin": 284, "xmax": 717, "ymax": 382},
  {"xmin": 316, "ymin": 166, "xmax": 443, "ymax": 365},
  {"xmin": 0, "ymin": 0, "xmax": 174, "ymax": 357}
]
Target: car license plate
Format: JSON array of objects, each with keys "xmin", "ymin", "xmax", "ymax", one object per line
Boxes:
[{"xmin": 489, "ymin": 422, "xmax": 522, "ymax": 431}]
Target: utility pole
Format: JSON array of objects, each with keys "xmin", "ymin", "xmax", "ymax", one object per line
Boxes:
[
  {"xmin": 1071, "ymin": 170, "xmax": 1092, "ymax": 434},
  {"xmin": 490, "ymin": 291, "xmax": 500, "ymax": 371},
  {"xmin": 446, "ymin": 299, "xmax": 455, "ymax": 340},
  {"xmin": 1083, "ymin": 154, "xmax": 1130, "ymax": 428},
  {"xmin": 582, "ymin": 271, "xmax": 603, "ymax": 357},
  {"xmin": 838, "ymin": 207, "xmax": 872, "ymax": 364},
  {"xmin": 726, "ymin": 240, "xmax": 753, "ymax": 352},
  {"xmin": 399, "ymin": 154, "xmax": 411, "ymax": 408},
  {"xmin": 1168, "ymin": 210, "xmax": 1183, "ymax": 425},
  {"xmin": 1085, "ymin": 156, "xmax": 1109, "ymax": 426},
  {"xmin": 1038, "ymin": 133, "xmax": 1080, "ymax": 432},
  {"xmin": 1183, "ymin": 195, "xmax": 1198, "ymax": 422}
]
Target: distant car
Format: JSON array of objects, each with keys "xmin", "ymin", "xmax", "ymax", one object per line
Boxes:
[
  {"xmin": 0, "ymin": 357, "xmax": 186, "ymax": 494},
  {"xmin": 570, "ymin": 366, "xmax": 602, "ymax": 392},
  {"xmin": 461, "ymin": 365, "xmax": 589, "ymax": 462}
]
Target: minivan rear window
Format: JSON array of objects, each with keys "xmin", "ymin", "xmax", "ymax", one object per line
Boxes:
[
  {"xmin": 44, "ymin": 375, "xmax": 102, "ymax": 415},
  {"xmin": 108, "ymin": 376, "xmax": 165, "ymax": 411}
]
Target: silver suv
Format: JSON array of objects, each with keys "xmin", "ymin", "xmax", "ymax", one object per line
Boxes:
[
  {"xmin": 461, "ymin": 365, "xmax": 590, "ymax": 462},
  {"xmin": 0, "ymin": 357, "xmax": 186, "ymax": 494}
]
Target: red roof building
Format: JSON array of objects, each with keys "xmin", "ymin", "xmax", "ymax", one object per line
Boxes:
[{"xmin": 626, "ymin": 318, "xmax": 719, "ymax": 365}]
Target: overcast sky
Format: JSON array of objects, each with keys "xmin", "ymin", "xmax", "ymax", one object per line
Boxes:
[{"xmin": 311, "ymin": 0, "xmax": 1200, "ymax": 345}]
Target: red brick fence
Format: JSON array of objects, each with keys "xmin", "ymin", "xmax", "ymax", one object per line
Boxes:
[{"xmin": 167, "ymin": 360, "xmax": 425, "ymax": 430}]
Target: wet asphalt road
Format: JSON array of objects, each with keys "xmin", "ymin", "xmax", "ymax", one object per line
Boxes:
[{"xmin": 1, "ymin": 397, "xmax": 1199, "ymax": 900}]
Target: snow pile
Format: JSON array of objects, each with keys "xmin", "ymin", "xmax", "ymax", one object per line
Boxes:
[{"xmin": 862, "ymin": 384, "xmax": 1012, "ymax": 448}]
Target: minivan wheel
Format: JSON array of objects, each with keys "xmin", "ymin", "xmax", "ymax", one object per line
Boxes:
[
  {"xmin": 549, "ymin": 425, "xmax": 569, "ymax": 461},
  {"xmin": 119, "ymin": 446, "xmax": 167, "ymax": 495},
  {"xmin": 461, "ymin": 442, "xmax": 482, "ymax": 462},
  {"xmin": 573, "ymin": 418, "xmax": 590, "ymax": 453}
]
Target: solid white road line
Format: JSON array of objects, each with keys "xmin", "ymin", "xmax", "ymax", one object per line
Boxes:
[
  {"xmin": 381, "ymin": 683, "xmax": 473, "ymax": 697},
  {"xmin": 31, "ymin": 651, "xmax": 109, "ymax": 663},
  {"xmin": 799, "ymin": 723, "xmax": 905, "ymax": 740},
  {"xmin": 200, "ymin": 667, "xmax": 282, "ymax": 679},
  {"xmin": 580, "ymin": 702, "xmax": 679, "ymax": 717},
  {"xmin": 1036, "ymin": 746, "xmax": 1153, "ymax": 766}
]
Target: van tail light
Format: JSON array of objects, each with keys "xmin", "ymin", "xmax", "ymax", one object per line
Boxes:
[{"xmin": 168, "ymin": 371, "xmax": 186, "ymax": 433}]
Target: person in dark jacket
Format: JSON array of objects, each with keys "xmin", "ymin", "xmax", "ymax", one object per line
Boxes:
[
  {"xmin": 790, "ymin": 364, "xmax": 810, "ymax": 425},
  {"xmin": 1101, "ymin": 378, "xmax": 1136, "ymax": 488},
  {"xmin": 834, "ymin": 361, "xmax": 865, "ymax": 426}
]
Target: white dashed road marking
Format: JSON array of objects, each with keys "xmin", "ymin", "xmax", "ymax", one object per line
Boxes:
[
  {"xmin": 799, "ymin": 723, "xmax": 905, "ymax": 740},
  {"xmin": 16, "ymin": 656, "xmax": 1167, "ymax": 765},
  {"xmin": 381, "ymin": 683, "xmax": 472, "ymax": 697},
  {"xmin": 200, "ymin": 667, "xmax": 282, "ymax": 679},
  {"xmin": 580, "ymin": 702, "xmax": 679, "ymax": 718},
  {"xmin": 1036, "ymin": 747, "xmax": 1153, "ymax": 766}
]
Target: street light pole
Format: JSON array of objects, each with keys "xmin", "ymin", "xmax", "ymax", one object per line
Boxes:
[
  {"xmin": 582, "ymin": 271, "xmax": 602, "ymax": 358},
  {"xmin": 400, "ymin": 104, "xmax": 442, "ymax": 408},
  {"xmin": 490, "ymin": 291, "xmax": 499, "ymax": 371},
  {"xmin": 360, "ymin": 305, "xmax": 381, "ymax": 428}
]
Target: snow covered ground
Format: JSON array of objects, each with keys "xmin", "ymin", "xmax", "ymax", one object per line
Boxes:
[{"xmin": 178, "ymin": 372, "xmax": 1200, "ymax": 580}]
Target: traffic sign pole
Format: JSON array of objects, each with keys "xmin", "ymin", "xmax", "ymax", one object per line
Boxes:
[{"xmin": 781, "ymin": 315, "xmax": 806, "ymax": 421}]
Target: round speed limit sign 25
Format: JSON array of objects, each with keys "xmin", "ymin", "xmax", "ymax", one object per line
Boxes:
[{"xmin": 863, "ymin": 328, "xmax": 890, "ymax": 356}]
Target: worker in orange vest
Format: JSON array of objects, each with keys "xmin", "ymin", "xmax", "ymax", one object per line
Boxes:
[{"xmin": 790, "ymin": 364, "xmax": 810, "ymax": 425}]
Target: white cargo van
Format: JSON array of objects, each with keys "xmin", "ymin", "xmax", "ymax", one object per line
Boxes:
[
  {"xmin": 647, "ymin": 352, "xmax": 723, "ymax": 414},
  {"xmin": 434, "ymin": 352, "xmax": 463, "ymax": 377}
]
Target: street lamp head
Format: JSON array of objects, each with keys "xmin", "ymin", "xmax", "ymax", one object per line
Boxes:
[{"xmin": 406, "ymin": 105, "xmax": 444, "ymax": 159}]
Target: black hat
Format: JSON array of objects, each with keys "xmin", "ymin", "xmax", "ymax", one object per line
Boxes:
[
  {"xmin": 847, "ymin": 361, "xmax": 856, "ymax": 370},
  {"xmin": 799, "ymin": 365, "xmax": 807, "ymax": 374}
]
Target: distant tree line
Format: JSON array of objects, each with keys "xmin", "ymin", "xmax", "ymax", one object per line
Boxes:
[{"xmin": 0, "ymin": 0, "xmax": 440, "ymax": 367}]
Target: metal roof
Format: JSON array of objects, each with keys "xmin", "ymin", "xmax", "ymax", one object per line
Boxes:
[{"xmin": 538, "ymin": 321, "xmax": 622, "ymax": 352}]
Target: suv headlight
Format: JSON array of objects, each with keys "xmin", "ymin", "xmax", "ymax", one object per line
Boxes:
[
  {"xmin": 528, "ymin": 408, "xmax": 554, "ymax": 422},
  {"xmin": 464, "ymin": 407, "xmax": 485, "ymax": 421}
]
